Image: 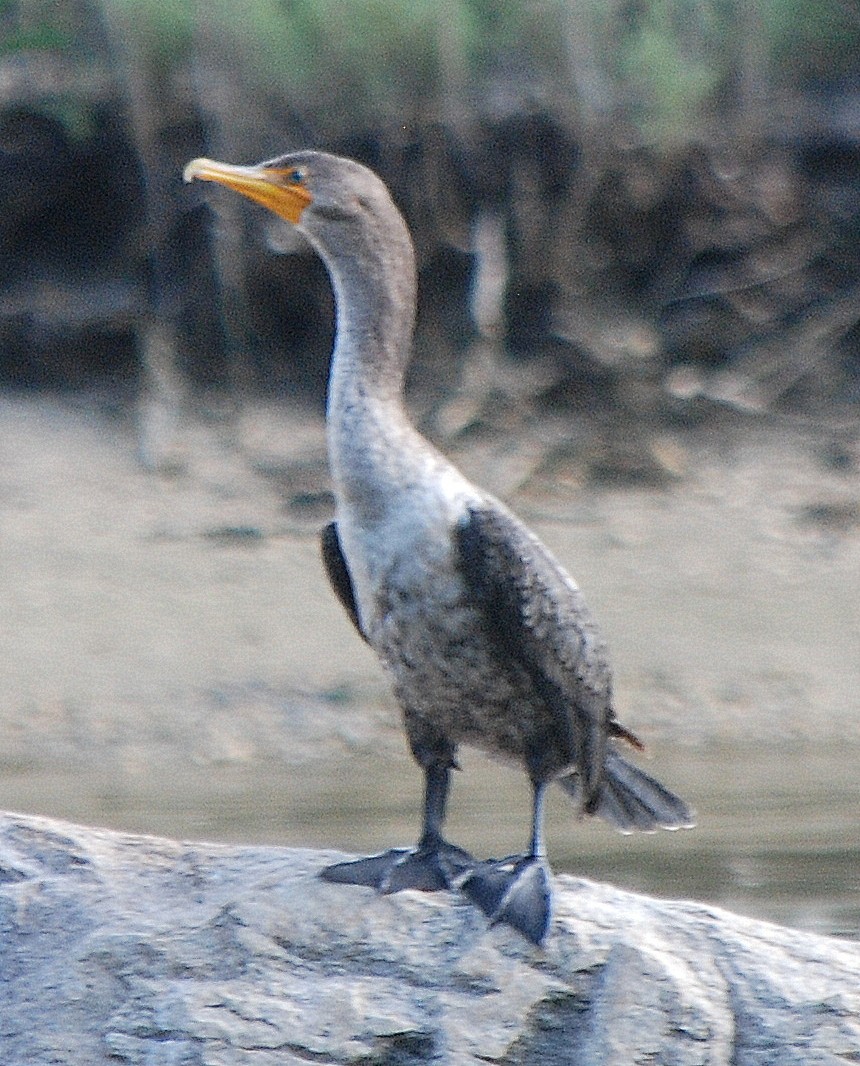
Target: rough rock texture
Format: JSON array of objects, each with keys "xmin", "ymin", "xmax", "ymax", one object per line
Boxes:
[{"xmin": 0, "ymin": 813, "xmax": 858, "ymax": 1065}]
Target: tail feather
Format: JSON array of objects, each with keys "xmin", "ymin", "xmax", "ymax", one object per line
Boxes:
[{"xmin": 559, "ymin": 749, "xmax": 695, "ymax": 834}]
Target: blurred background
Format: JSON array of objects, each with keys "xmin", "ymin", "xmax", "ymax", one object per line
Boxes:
[{"xmin": 0, "ymin": 0, "xmax": 858, "ymax": 938}]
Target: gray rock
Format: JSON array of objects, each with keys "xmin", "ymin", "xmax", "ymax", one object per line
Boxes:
[{"xmin": 0, "ymin": 812, "xmax": 857, "ymax": 1065}]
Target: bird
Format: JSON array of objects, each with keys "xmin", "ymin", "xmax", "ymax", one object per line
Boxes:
[{"xmin": 184, "ymin": 150, "xmax": 695, "ymax": 944}]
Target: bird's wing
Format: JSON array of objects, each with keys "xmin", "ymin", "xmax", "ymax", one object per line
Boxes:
[
  {"xmin": 320, "ymin": 521, "xmax": 367, "ymax": 643},
  {"xmin": 454, "ymin": 503, "xmax": 620, "ymax": 806}
]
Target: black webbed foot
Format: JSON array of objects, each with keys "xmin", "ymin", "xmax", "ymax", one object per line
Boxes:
[
  {"xmin": 320, "ymin": 841, "xmax": 474, "ymax": 894},
  {"xmin": 461, "ymin": 855, "xmax": 552, "ymax": 945}
]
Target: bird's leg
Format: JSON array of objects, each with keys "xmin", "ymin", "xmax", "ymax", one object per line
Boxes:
[
  {"xmin": 416, "ymin": 758, "xmax": 452, "ymax": 852},
  {"xmin": 381, "ymin": 760, "xmax": 474, "ymax": 892},
  {"xmin": 319, "ymin": 759, "xmax": 473, "ymax": 893},
  {"xmin": 461, "ymin": 778, "xmax": 552, "ymax": 945}
]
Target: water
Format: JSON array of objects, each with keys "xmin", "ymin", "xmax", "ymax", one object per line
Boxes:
[{"xmin": 4, "ymin": 738, "xmax": 856, "ymax": 940}]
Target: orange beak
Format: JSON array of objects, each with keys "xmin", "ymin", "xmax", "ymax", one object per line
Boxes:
[{"xmin": 183, "ymin": 157, "xmax": 312, "ymax": 224}]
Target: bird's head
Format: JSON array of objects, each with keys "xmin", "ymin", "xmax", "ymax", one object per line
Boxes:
[
  {"xmin": 183, "ymin": 150, "xmax": 397, "ymax": 239},
  {"xmin": 184, "ymin": 149, "xmax": 417, "ymax": 354}
]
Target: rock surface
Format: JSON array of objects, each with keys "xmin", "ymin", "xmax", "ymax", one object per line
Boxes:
[{"xmin": 1, "ymin": 813, "xmax": 858, "ymax": 1065}]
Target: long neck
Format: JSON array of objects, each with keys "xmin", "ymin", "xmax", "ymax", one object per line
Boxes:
[{"xmin": 314, "ymin": 204, "xmax": 425, "ymax": 517}]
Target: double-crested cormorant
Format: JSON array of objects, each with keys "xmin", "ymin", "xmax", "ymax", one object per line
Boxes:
[{"xmin": 185, "ymin": 151, "xmax": 694, "ymax": 944}]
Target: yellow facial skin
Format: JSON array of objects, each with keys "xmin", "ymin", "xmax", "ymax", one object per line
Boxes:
[{"xmin": 183, "ymin": 158, "xmax": 312, "ymax": 223}]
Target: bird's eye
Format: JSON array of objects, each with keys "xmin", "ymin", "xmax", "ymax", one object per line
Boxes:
[{"xmin": 285, "ymin": 167, "xmax": 306, "ymax": 184}]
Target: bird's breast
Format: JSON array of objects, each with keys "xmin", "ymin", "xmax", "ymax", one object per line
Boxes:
[
  {"xmin": 338, "ymin": 476, "xmax": 471, "ymax": 633},
  {"xmin": 333, "ymin": 450, "xmax": 475, "ymax": 624},
  {"xmin": 331, "ymin": 449, "xmax": 570, "ymax": 764},
  {"xmin": 336, "ymin": 480, "xmax": 558, "ymax": 761}
]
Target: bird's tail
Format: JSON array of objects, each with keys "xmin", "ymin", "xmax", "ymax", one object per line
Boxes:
[{"xmin": 559, "ymin": 749, "xmax": 695, "ymax": 833}]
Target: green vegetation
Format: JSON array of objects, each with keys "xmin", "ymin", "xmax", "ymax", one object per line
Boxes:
[
  {"xmin": 103, "ymin": 0, "xmax": 195, "ymax": 63},
  {"xmin": 614, "ymin": 0, "xmax": 731, "ymax": 142},
  {"xmin": 4, "ymin": 0, "xmax": 859, "ymax": 142},
  {"xmin": 0, "ymin": 0, "xmax": 73, "ymax": 53}
]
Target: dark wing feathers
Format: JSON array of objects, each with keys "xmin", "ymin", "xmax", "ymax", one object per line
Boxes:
[
  {"xmin": 320, "ymin": 521, "xmax": 367, "ymax": 642},
  {"xmin": 454, "ymin": 503, "xmax": 615, "ymax": 806}
]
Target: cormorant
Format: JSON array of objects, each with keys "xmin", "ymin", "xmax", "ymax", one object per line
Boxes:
[{"xmin": 184, "ymin": 151, "xmax": 694, "ymax": 944}]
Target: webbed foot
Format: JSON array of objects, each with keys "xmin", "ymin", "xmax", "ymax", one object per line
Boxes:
[
  {"xmin": 320, "ymin": 841, "xmax": 474, "ymax": 894},
  {"xmin": 461, "ymin": 855, "xmax": 552, "ymax": 945}
]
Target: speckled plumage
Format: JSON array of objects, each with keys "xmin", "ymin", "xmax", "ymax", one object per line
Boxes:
[
  {"xmin": 293, "ymin": 152, "xmax": 643, "ymax": 803},
  {"xmin": 188, "ymin": 149, "xmax": 694, "ymax": 942}
]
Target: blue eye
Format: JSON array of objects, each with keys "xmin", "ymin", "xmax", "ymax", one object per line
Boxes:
[{"xmin": 286, "ymin": 167, "xmax": 306, "ymax": 184}]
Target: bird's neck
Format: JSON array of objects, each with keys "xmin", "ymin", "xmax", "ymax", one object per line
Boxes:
[{"xmin": 320, "ymin": 210, "xmax": 428, "ymax": 518}]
